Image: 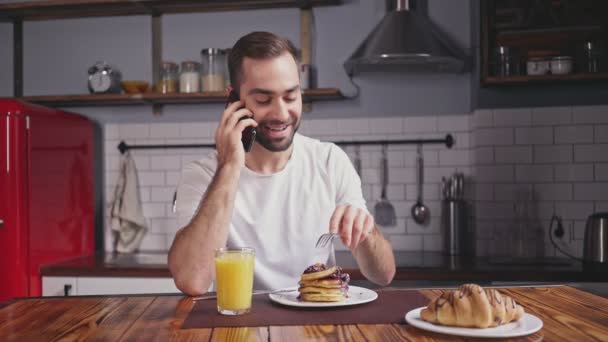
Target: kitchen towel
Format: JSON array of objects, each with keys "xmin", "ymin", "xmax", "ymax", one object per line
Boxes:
[
  {"xmin": 109, "ymin": 152, "xmax": 147, "ymax": 253},
  {"xmin": 181, "ymin": 289, "xmax": 428, "ymax": 329}
]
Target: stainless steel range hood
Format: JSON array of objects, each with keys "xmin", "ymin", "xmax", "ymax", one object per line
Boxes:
[{"xmin": 344, "ymin": 0, "xmax": 465, "ymax": 75}]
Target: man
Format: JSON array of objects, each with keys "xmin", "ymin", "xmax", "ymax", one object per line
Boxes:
[{"xmin": 169, "ymin": 31, "xmax": 395, "ymax": 296}]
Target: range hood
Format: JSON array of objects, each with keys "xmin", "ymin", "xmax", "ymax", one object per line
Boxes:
[{"xmin": 344, "ymin": 0, "xmax": 465, "ymax": 75}]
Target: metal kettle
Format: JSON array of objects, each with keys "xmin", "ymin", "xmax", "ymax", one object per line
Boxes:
[{"xmin": 583, "ymin": 212, "xmax": 608, "ymax": 263}]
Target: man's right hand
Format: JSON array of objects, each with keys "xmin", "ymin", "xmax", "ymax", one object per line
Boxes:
[{"xmin": 215, "ymin": 100, "xmax": 257, "ymax": 169}]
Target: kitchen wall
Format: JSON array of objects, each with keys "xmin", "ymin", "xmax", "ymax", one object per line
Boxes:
[
  {"xmin": 103, "ymin": 115, "xmax": 473, "ymax": 253},
  {"xmin": 104, "ymin": 103, "xmax": 608, "ymax": 258}
]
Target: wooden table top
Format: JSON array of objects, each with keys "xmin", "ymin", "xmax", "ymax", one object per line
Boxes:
[{"xmin": 1, "ymin": 286, "xmax": 607, "ymax": 341}]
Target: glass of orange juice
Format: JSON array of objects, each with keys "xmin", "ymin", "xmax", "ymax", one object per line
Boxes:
[{"xmin": 214, "ymin": 247, "xmax": 255, "ymax": 315}]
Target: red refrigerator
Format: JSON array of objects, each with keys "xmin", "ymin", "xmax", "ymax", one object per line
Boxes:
[{"xmin": 0, "ymin": 99, "xmax": 95, "ymax": 302}]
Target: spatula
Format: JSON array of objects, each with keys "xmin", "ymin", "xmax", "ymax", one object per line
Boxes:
[{"xmin": 374, "ymin": 144, "xmax": 396, "ymax": 226}]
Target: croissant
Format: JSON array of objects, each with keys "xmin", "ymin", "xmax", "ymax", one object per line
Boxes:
[{"xmin": 420, "ymin": 284, "xmax": 524, "ymax": 328}]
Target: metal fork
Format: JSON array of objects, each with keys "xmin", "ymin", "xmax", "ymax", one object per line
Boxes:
[{"xmin": 315, "ymin": 233, "xmax": 338, "ymax": 248}]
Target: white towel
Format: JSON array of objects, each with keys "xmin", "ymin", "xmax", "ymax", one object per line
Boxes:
[{"xmin": 109, "ymin": 152, "xmax": 148, "ymax": 253}]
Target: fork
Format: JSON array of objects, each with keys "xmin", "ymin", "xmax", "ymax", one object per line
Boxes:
[{"xmin": 315, "ymin": 233, "xmax": 338, "ymax": 248}]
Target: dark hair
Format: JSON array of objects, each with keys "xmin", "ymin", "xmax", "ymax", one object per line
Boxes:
[{"xmin": 228, "ymin": 31, "xmax": 299, "ymax": 92}]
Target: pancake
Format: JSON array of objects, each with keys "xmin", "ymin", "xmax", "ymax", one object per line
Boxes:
[
  {"xmin": 300, "ymin": 264, "xmax": 338, "ymax": 281},
  {"xmin": 298, "ymin": 286, "xmax": 345, "ymax": 295},
  {"xmin": 298, "ymin": 279, "xmax": 343, "ymax": 288},
  {"xmin": 299, "ymin": 292, "xmax": 345, "ymax": 302},
  {"xmin": 297, "ymin": 263, "xmax": 350, "ymax": 302}
]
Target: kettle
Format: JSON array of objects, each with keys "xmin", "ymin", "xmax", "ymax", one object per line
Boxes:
[{"xmin": 583, "ymin": 212, "xmax": 608, "ymax": 263}]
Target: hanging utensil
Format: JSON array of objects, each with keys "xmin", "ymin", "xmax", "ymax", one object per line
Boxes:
[
  {"xmin": 411, "ymin": 144, "xmax": 430, "ymax": 226},
  {"xmin": 374, "ymin": 143, "xmax": 396, "ymax": 226}
]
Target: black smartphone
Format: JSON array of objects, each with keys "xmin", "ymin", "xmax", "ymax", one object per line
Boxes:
[{"xmin": 226, "ymin": 90, "xmax": 256, "ymax": 152}]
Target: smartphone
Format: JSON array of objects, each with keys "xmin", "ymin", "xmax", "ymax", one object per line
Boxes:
[{"xmin": 226, "ymin": 90, "xmax": 256, "ymax": 152}]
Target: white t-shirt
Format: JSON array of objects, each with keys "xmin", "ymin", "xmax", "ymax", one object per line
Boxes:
[{"xmin": 175, "ymin": 133, "xmax": 367, "ymax": 290}]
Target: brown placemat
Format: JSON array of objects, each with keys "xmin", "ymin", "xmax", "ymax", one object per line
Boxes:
[{"xmin": 181, "ymin": 289, "xmax": 428, "ymax": 329}]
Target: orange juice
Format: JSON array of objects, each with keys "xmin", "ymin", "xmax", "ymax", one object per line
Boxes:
[{"xmin": 215, "ymin": 248, "xmax": 255, "ymax": 315}]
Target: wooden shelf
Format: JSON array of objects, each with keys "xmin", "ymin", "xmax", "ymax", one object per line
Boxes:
[
  {"xmin": 15, "ymin": 88, "xmax": 345, "ymax": 107},
  {"xmin": 0, "ymin": 0, "xmax": 340, "ymax": 22},
  {"xmin": 483, "ymin": 72, "xmax": 608, "ymax": 86}
]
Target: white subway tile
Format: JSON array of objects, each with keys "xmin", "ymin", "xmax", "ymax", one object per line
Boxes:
[
  {"xmin": 554, "ymin": 164, "xmax": 593, "ymax": 182},
  {"xmin": 105, "ymin": 171, "xmax": 119, "ymax": 188},
  {"xmin": 472, "ymin": 109, "xmax": 493, "ymax": 128},
  {"xmin": 142, "ymin": 203, "xmax": 166, "ymax": 218},
  {"xmin": 572, "ymin": 220, "xmax": 586, "ymax": 240},
  {"xmin": 534, "ymin": 145, "xmax": 573, "ymax": 163},
  {"xmin": 474, "ymin": 184, "xmax": 494, "ymax": 201},
  {"xmin": 473, "ymin": 147, "xmax": 494, "ymax": 164},
  {"xmin": 387, "ymin": 167, "xmax": 416, "ymax": 184},
  {"xmin": 139, "ymin": 187, "xmax": 150, "ymax": 202},
  {"xmin": 423, "ymin": 235, "xmax": 443, "ymax": 252},
  {"xmin": 151, "ymin": 187, "xmax": 176, "ymax": 202},
  {"xmin": 403, "ymin": 117, "xmax": 437, "ymax": 133},
  {"xmin": 335, "ymin": 118, "xmax": 370, "ymax": 135},
  {"xmin": 476, "ymin": 202, "xmax": 513, "ymax": 219},
  {"xmin": 371, "ymin": 184, "xmax": 406, "ymax": 201},
  {"xmin": 595, "ymin": 125, "xmax": 608, "ymax": 143},
  {"xmin": 554, "ymin": 202, "xmax": 594, "ymax": 220},
  {"xmin": 439, "ymin": 149, "xmax": 471, "ymax": 166},
  {"xmin": 533, "ymin": 183, "xmax": 572, "ymax": 201},
  {"xmin": 596, "ymin": 202, "xmax": 608, "ymax": 212},
  {"xmin": 139, "ymin": 233, "xmax": 167, "ymax": 251},
  {"xmin": 104, "ymin": 124, "xmax": 119, "ymax": 140},
  {"xmin": 537, "ymin": 202, "xmax": 556, "ymax": 221},
  {"xmin": 119, "ymin": 123, "xmax": 150, "ymax": 139},
  {"xmin": 493, "ymin": 108, "xmax": 532, "ymax": 127},
  {"xmin": 389, "ymin": 235, "xmax": 423, "ymax": 251},
  {"xmin": 404, "ymin": 150, "xmax": 439, "ymax": 167},
  {"xmin": 425, "ymin": 167, "xmax": 462, "ymax": 183},
  {"xmin": 378, "ymin": 218, "xmax": 407, "ymax": 235},
  {"xmin": 150, "ymin": 123, "xmax": 181, "ymax": 138},
  {"xmin": 494, "ymin": 146, "xmax": 532, "ymax": 164},
  {"xmin": 149, "ymin": 218, "xmax": 178, "ymax": 233},
  {"xmin": 166, "ymin": 171, "xmax": 182, "ymax": 186},
  {"xmin": 475, "ymin": 220, "xmax": 494, "ymax": 240},
  {"xmin": 452, "ymin": 132, "xmax": 471, "ymax": 149},
  {"xmin": 573, "ymin": 105, "xmax": 608, "ymax": 124},
  {"xmin": 515, "ymin": 165, "xmax": 553, "ymax": 183},
  {"xmin": 574, "ymin": 144, "xmax": 608, "ymax": 162},
  {"xmin": 105, "ymin": 155, "xmax": 120, "ymax": 171},
  {"xmin": 150, "ymin": 155, "xmax": 182, "ymax": 170},
  {"xmin": 574, "ymin": 183, "xmax": 608, "ymax": 200},
  {"xmin": 104, "ymin": 140, "xmax": 120, "ymax": 156},
  {"xmin": 554, "ymin": 126, "xmax": 593, "ymax": 144},
  {"xmin": 515, "ymin": 127, "xmax": 553, "ymax": 145},
  {"xmin": 370, "ymin": 117, "xmax": 404, "ymax": 135},
  {"xmin": 475, "ymin": 165, "xmax": 514, "ymax": 183},
  {"xmin": 532, "ymin": 107, "xmax": 572, "ymax": 126},
  {"xmin": 406, "ymin": 184, "xmax": 440, "ymax": 201},
  {"xmin": 437, "ymin": 115, "xmax": 470, "ymax": 132},
  {"xmin": 179, "ymin": 122, "xmax": 215, "ymax": 138},
  {"xmin": 494, "ymin": 184, "xmax": 532, "ymax": 201},
  {"xmin": 132, "ymin": 155, "xmax": 150, "ymax": 170},
  {"xmin": 361, "ymin": 168, "xmax": 381, "ymax": 185},
  {"xmin": 139, "ymin": 171, "xmax": 165, "ymax": 186},
  {"xmin": 386, "ymin": 151, "xmax": 405, "ymax": 167},
  {"xmin": 596, "ymin": 164, "xmax": 608, "ymax": 181},
  {"xmin": 475, "ymin": 128, "xmax": 514, "ymax": 146},
  {"xmin": 406, "ymin": 217, "xmax": 440, "ymax": 235}
]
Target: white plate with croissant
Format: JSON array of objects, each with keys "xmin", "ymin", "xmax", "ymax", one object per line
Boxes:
[{"xmin": 405, "ymin": 284, "xmax": 543, "ymax": 338}]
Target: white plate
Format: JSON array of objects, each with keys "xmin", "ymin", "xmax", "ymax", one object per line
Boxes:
[
  {"xmin": 268, "ymin": 285, "xmax": 377, "ymax": 308},
  {"xmin": 405, "ymin": 307, "xmax": 543, "ymax": 338}
]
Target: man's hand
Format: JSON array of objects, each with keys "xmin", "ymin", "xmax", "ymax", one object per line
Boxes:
[
  {"xmin": 215, "ymin": 100, "xmax": 257, "ymax": 169},
  {"xmin": 329, "ymin": 205, "xmax": 375, "ymax": 250}
]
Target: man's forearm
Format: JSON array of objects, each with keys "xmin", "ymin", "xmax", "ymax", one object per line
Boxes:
[
  {"xmin": 168, "ymin": 165, "xmax": 240, "ymax": 295},
  {"xmin": 352, "ymin": 226, "xmax": 396, "ymax": 286}
]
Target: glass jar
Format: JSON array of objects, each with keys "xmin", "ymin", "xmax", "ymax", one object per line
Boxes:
[
  {"xmin": 179, "ymin": 61, "xmax": 201, "ymax": 93},
  {"xmin": 157, "ymin": 61, "xmax": 178, "ymax": 94},
  {"xmin": 224, "ymin": 48, "xmax": 232, "ymax": 88},
  {"xmin": 201, "ymin": 48, "xmax": 226, "ymax": 91}
]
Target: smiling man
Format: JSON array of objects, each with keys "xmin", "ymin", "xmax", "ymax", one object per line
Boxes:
[{"xmin": 168, "ymin": 31, "xmax": 395, "ymax": 296}]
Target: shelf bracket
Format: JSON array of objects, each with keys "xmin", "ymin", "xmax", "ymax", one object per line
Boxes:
[{"xmin": 300, "ymin": 8, "xmax": 313, "ymax": 113}]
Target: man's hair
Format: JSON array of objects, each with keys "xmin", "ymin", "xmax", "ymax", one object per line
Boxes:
[{"xmin": 228, "ymin": 31, "xmax": 299, "ymax": 92}]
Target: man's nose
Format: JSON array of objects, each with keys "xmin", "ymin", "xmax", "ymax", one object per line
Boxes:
[{"xmin": 272, "ymin": 99, "xmax": 290, "ymax": 120}]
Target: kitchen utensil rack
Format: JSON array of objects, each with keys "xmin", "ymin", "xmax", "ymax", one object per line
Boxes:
[{"xmin": 117, "ymin": 134, "xmax": 454, "ymax": 154}]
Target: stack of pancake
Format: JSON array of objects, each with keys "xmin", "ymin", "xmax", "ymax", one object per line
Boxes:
[{"xmin": 297, "ymin": 263, "xmax": 350, "ymax": 302}]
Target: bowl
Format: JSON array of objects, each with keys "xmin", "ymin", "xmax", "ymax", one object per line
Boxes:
[{"xmin": 121, "ymin": 80, "xmax": 149, "ymax": 94}]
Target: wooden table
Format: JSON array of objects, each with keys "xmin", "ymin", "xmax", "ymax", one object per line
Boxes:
[{"xmin": 1, "ymin": 286, "xmax": 607, "ymax": 341}]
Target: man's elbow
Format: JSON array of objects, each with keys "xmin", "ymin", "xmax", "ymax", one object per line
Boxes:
[
  {"xmin": 376, "ymin": 266, "xmax": 396, "ymax": 286},
  {"xmin": 173, "ymin": 277, "xmax": 209, "ymax": 297}
]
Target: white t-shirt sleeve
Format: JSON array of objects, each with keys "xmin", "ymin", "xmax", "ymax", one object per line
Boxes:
[
  {"xmin": 175, "ymin": 159, "xmax": 215, "ymax": 229},
  {"xmin": 327, "ymin": 144, "xmax": 368, "ymax": 212}
]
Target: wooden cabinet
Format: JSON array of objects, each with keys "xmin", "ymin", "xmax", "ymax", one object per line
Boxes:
[
  {"xmin": 42, "ymin": 276, "xmax": 180, "ymax": 296},
  {"xmin": 481, "ymin": 0, "xmax": 608, "ymax": 86}
]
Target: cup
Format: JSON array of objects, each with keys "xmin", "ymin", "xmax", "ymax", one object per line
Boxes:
[
  {"xmin": 550, "ymin": 56, "xmax": 573, "ymax": 75},
  {"xmin": 214, "ymin": 247, "xmax": 255, "ymax": 315}
]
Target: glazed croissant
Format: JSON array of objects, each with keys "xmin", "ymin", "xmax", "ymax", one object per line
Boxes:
[{"xmin": 421, "ymin": 284, "xmax": 524, "ymax": 328}]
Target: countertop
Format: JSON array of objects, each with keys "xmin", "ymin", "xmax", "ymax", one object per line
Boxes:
[
  {"xmin": 2, "ymin": 286, "xmax": 607, "ymax": 341},
  {"xmin": 40, "ymin": 251, "xmax": 608, "ymax": 282}
]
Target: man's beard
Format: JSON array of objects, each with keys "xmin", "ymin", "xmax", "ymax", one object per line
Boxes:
[{"xmin": 255, "ymin": 116, "xmax": 300, "ymax": 152}]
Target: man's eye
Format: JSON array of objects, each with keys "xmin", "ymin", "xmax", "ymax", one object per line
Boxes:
[
  {"xmin": 284, "ymin": 97, "xmax": 297, "ymax": 102},
  {"xmin": 255, "ymin": 98, "xmax": 271, "ymax": 105}
]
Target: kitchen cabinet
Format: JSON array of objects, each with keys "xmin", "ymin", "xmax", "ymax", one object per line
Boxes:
[
  {"xmin": 0, "ymin": 0, "xmax": 344, "ymax": 107},
  {"xmin": 480, "ymin": 0, "xmax": 608, "ymax": 86},
  {"xmin": 42, "ymin": 276, "xmax": 179, "ymax": 296}
]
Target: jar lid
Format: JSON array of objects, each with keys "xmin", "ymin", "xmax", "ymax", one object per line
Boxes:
[
  {"xmin": 161, "ymin": 61, "xmax": 178, "ymax": 69},
  {"xmin": 181, "ymin": 60, "xmax": 201, "ymax": 67},
  {"xmin": 201, "ymin": 48, "xmax": 226, "ymax": 56}
]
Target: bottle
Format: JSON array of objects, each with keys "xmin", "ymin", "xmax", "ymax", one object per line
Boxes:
[
  {"xmin": 200, "ymin": 48, "xmax": 226, "ymax": 91},
  {"xmin": 179, "ymin": 61, "xmax": 201, "ymax": 93}
]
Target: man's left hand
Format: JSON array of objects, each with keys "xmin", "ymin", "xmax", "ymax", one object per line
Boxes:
[{"xmin": 329, "ymin": 205, "xmax": 375, "ymax": 250}]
